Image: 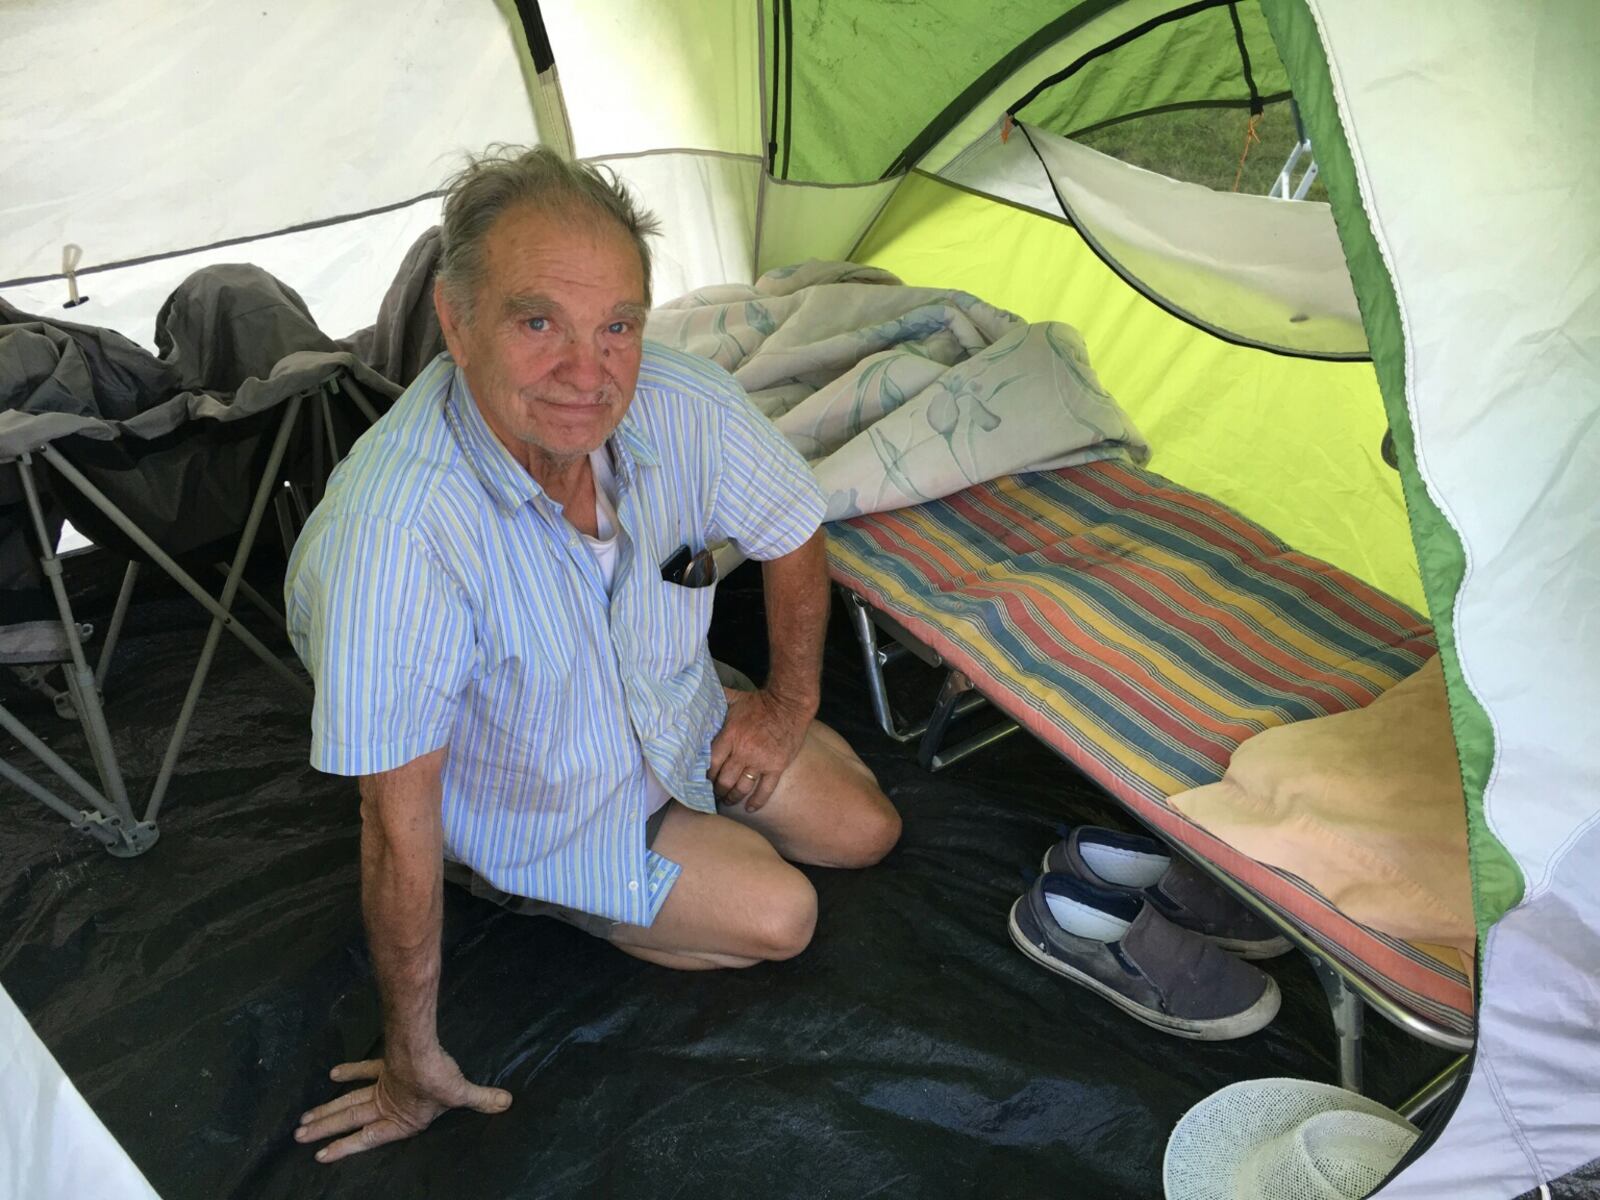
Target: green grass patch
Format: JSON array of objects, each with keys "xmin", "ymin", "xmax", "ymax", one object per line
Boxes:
[{"xmin": 1076, "ymin": 101, "xmax": 1327, "ymax": 201}]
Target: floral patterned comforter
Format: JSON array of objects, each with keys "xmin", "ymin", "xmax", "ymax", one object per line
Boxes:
[{"xmin": 647, "ymin": 261, "xmax": 1148, "ymax": 521}]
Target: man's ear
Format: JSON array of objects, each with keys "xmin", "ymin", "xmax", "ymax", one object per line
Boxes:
[{"xmin": 434, "ymin": 277, "xmax": 469, "ymax": 368}]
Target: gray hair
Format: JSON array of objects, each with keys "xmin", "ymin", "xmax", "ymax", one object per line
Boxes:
[{"xmin": 437, "ymin": 145, "xmax": 661, "ymax": 320}]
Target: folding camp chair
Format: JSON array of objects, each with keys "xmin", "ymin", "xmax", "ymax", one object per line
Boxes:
[
  {"xmin": 1, "ymin": 266, "xmax": 397, "ymax": 855},
  {"xmin": 0, "ymin": 371, "xmax": 389, "ymax": 855}
]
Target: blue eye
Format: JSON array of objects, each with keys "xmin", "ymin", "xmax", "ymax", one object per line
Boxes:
[
  {"xmin": 526, "ymin": 317, "xmax": 549, "ymax": 332},
  {"xmin": 608, "ymin": 321, "xmax": 630, "ymax": 335}
]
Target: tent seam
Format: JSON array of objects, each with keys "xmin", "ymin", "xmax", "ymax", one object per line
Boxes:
[
  {"xmin": 752, "ymin": 0, "xmax": 772, "ymax": 283},
  {"xmin": 580, "ymin": 148, "xmax": 765, "ymax": 166},
  {"xmin": 0, "ymin": 190, "xmax": 447, "ymax": 290},
  {"xmin": 1468, "ymin": 920, "xmax": 1554, "ymax": 1187},
  {"xmin": 1299, "ymin": 0, "xmax": 1514, "ymax": 886}
]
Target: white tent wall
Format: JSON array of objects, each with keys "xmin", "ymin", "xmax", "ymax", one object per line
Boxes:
[
  {"xmin": 539, "ymin": 0, "xmax": 767, "ymax": 301},
  {"xmin": 592, "ymin": 152, "xmax": 762, "ymax": 303},
  {"xmin": 2, "ymin": 983, "xmax": 160, "ymax": 1200},
  {"xmin": 1, "ymin": 0, "xmax": 538, "ymax": 344},
  {"xmin": 1312, "ymin": 0, "xmax": 1600, "ymax": 1195},
  {"xmin": 0, "ymin": 199, "xmax": 447, "ymax": 351},
  {"xmin": 538, "ymin": 0, "xmax": 761, "ymax": 160}
]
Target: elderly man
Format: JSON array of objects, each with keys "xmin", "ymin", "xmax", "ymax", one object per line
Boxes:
[{"xmin": 285, "ymin": 147, "xmax": 900, "ymax": 1163}]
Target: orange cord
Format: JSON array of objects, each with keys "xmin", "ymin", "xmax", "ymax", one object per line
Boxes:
[
  {"xmin": 1000, "ymin": 113, "xmax": 1014, "ymax": 144},
  {"xmin": 1232, "ymin": 111, "xmax": 1263, "ymax": 192}
]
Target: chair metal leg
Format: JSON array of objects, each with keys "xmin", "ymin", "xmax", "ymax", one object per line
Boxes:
[
  {"xmin": 0, "ymin": 754, "xmax": 123, "ymax": 850},
  {"xmin": 94, "ymin": 561, "xmax": 140, "ymax": 690},
  {"xmin": 337, "ymin": 375, "xmax": 384, "ymax": 426},
  {"xmin": 1309, "ymin": 950, "xmax": 1366, "ymax": 1093},
  {"xmin": 214, "ymin": 563, "xmax": 288, "ymax": 632},
  {"xmin": 0, "ymin": 702, "xmax": 120, "ymax": 822},
  {"xmin": 14, "ymin": 457, "xmax": 137, "ymax": 827},
  {"xmin": 144, "ymin": 394, "xmax": 309, "ymax": 823},
  {"xmin": 319, "ymin": 387, "xmax": 343, "ymax": 464},
  {"xmin": 37, "ymin": 441, "xmax": 311, "ymax": 701},
  {"xmin": 273, "ymin": 489, "xmax": 297, "ymax": 557}
]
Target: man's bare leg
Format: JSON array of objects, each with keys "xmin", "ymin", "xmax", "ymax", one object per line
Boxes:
[
  {"xmin": 608, "ymin": 717, "xmax": 898, "ymax": 970},
  {"xmin": 721, "ymin": 717, "xmax": 900, "ymax": 869},
  {"xmin": 607, "ymin": 803, "xmax": 817, "ymax": 970}
]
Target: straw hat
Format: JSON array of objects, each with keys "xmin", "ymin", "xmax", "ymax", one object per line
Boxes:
[{"xmin": 1164, "ymin": 1078, "xmax": 1421, "ymax": 1200}]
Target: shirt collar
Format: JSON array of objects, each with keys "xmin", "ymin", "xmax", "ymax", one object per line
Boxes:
[{"xmin": 443, "ymin": 364, "xmax": 658, "ymax": 512}]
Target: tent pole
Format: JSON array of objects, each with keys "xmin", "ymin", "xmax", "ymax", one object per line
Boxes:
[{"xmin": 1399, "ymin": 1053, "xmax": 1469, "ymax": 1123}]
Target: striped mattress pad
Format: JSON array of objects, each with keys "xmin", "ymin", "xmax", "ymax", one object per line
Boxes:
[{"xmin": 827, "ymin": 458, "xmax": 1472, "ymax": 1037}]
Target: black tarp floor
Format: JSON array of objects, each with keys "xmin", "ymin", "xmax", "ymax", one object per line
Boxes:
[{"xmin": 2, "ymin": 553, "xmax": 1474, "ymax": 1200}]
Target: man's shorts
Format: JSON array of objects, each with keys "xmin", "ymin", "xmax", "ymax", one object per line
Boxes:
[
  {"xmin": 441, "ymin": 659, "xmax": 758, "ymax": 937},
  {"xmin": 442, "ymin": 801, "xmax": 672, "ymax": 939}
]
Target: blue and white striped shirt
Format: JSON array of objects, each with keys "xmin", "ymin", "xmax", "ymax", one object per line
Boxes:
[{"xmin": 285, "ymin": 346, "xmax": 825, "ymax": 924}]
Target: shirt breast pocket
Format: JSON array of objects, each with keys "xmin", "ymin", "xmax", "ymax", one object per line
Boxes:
[{"xmin": 647, "ymin": 576, "xmax": 717, "ymax": 677}]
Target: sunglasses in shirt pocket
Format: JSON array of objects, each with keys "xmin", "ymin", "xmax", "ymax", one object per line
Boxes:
[{"xmin": 659, "ymin": 543, "xmax": 718, "ymax": 589}]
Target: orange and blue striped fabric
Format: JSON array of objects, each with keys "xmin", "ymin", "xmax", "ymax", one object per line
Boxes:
[{"xmin": 828, "ymin": 460, "xmax": 1473, "ymax": 1034}]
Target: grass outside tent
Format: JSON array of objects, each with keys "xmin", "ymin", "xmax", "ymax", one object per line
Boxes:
[{"xmin": 1077, "ymin": 100, "xmax": 1329, "ymax": 201}]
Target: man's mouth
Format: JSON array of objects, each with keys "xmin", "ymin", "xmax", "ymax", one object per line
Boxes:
[{"xmin": 529, "ymin": 393, "xmax": 611, "ymax": 411}]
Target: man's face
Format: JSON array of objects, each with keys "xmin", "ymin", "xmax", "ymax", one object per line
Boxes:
[{"xmin": 436, "ymin": 204, "xmax": 647, "ymax": 468}]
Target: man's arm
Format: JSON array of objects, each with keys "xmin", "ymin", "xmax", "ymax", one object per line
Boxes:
[
  {"xmin": 710, "ymin": 528, "xmax": 828, "ymax": 810},
  {"xmin": 761, "ymin": 528, "xmax": 828, "ymax": 720},
  {"xmin": 294, "ymin": 748, "xmax": 510, "ymax": 1163}
]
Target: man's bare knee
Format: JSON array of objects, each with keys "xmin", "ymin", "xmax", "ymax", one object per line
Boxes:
[
  {"xmin": 751, "ymin": 872, "xmax": 818, "ymax": 961},
  {"xmin": 813, "ymin": 782, "xmax": 901, "ymax": 870},
  {"xmin": 848, "ymin": 793, "xmax": 901, "ymax": 868}
]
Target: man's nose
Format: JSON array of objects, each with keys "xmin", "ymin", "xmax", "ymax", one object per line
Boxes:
[{"xmin": 556, "ymin": 336, "xmax": 607, "ymax": 392}]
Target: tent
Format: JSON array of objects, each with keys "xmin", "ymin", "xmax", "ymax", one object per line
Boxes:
[{"xmin": 3, "ymin": 2, "xmax": 1596, "ymax": 1197}]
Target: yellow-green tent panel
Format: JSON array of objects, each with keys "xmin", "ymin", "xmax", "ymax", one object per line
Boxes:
[{"xmin": 856, "ymin": 173, "xmax": 1424, "ymax": 613}]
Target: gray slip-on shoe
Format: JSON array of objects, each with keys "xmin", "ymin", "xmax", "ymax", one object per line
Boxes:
[
  {"xmin": 1007, "ymin": 873, "xmax": 1281, "ymax": 1041},
  {"xmin": 1043, "ymin": 825, "xmax": 1292, "ymax": 960}
]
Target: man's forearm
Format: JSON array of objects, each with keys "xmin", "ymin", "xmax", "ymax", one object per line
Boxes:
[
  {"xmin": 760, "ymin": 529, "xmax": 829, "ymax": 718},
  {"xmin": 358, "ymin": 754, "xmax": 447, "ymax": 1061}
]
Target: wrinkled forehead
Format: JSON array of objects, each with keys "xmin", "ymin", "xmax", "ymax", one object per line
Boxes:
[{"xmin": 479, "ymin": 202, "xmax": 647, "ymax": 310}]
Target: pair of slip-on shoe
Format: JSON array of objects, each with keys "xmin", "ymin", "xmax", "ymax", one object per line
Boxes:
[{"xmin": 1007, "ymin": 826, "xmax": 1289, "ymax": 1041}]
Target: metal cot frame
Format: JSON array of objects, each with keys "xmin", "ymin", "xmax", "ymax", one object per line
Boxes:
[{"xmin": 840, "ymin": 588, "xmax": 1473, "ymax": 1111}]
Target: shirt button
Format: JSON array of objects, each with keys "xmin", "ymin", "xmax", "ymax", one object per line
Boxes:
[{"xmin": 628, "ymin": 880, "xmax": 640, "ymax": 892}]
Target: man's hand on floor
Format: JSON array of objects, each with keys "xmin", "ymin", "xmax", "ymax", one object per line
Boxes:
[
  {"xmin": 711, "ymin": 687, "xmax": 812, "ymax": 813},
  {"xmin": 294, "ymin": 1048, "xmax": 511, "ymax": 1163}
]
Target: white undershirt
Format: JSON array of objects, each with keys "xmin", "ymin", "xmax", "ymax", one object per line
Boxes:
[{"xmin": 581, "ymin": 445, "xmax": 672, "ymax": 817}]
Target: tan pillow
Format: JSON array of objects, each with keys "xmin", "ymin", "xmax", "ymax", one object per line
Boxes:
[{"xmin": 1170, "ymin": 656, "xmax": 1475, "ymax": 959}]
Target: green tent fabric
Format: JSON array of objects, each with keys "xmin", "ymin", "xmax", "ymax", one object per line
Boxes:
[{"xmin": 5, "ymin": 2, "xmax": 1597, "ymax": 1197}]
